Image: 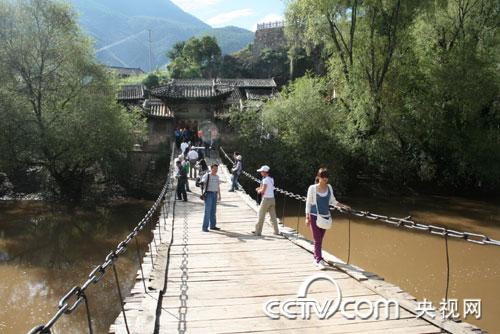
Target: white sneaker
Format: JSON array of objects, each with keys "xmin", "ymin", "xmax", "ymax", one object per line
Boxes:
[{"xmin": 316, "ymin": 260, "xmax": 328, "ymax": 270}]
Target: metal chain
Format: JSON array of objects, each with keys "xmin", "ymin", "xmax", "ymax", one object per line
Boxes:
[
  {"xmin": 220, "ymin": 147, "xmax": 500, "ymax": 247},
  {"xmin": 28, "ymin": 145, "xmax": 177, "ymax": 334},
  {"xmin": 178, "ymin": 203, "xmax": 189, "ymax": 334}
]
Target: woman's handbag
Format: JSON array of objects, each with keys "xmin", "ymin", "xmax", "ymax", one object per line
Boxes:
[
  {"xmin": 315, "ymin": 213, "xmax": 332, "ymax": 229},
  {"xmin": 200, "ymin": 174, "xmax": 210, "ymax": 201}
]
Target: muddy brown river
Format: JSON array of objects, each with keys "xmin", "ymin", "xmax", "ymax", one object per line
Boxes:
[
  {"xmin": 280, "ymin": 194, "xmax": 500, "ymax": 333},
  {"xmin": 0, "ymin": 200, "xmax": 154, "ymax": 334},
  {"xmin": 0, "ymin": 194, "xmax": 499, "ymax": 333}
]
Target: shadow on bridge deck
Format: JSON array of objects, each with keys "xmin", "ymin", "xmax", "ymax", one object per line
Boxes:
[{"xmin": 110, "ymin": 161, "xmax": 485, "ymax": 334}]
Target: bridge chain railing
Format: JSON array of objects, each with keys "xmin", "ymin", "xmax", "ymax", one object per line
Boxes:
[
  {"xmin": 28, "ymin": 144, "xmax": 177, "ymax": 334},
  {"xmin": 221, "ymin": 145, "xmax": 500, "ymax": 304},
  {"xmin": 178, "ymin": 203, "xmax": 189, "ymax": 334},
  {"xmin": 220, "ymin": 146, "xmax": 500, "ymax": 247}
]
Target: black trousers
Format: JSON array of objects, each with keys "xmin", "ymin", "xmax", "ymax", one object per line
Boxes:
[{"xmin": 177, "ymin": 178, "xmax": 187, "ymax": 201}]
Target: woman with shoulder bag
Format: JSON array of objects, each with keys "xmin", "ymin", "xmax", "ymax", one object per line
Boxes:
[{"xmin": 305, "ymin": 168, "xmax": 350, "ymax": 270}]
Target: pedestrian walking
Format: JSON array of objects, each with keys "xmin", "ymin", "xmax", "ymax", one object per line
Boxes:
[
  {"xmin": 187, "ymin": 147, "xmax": 199, "ymax": 178},
  {"xmin": 201, "ymin": 164, "xmax": 221, "ymax": 232},
  {"xmin": 174, "ymin": 128, "xmax": 181, "ymax": 149},
  {"xmin": 181, "ymin": 158, "xmax": 191, "ymax": 192},
  {"xmin": 229, "ymin": 153, "xmax": 243, "ymax": 192},
  {"xmin": 180, "ymin": 140, "xmax": 189, "ymax": 157},
  {"xmin": 252, "ymin": 165, "xmax": 280, "ymax": 236},
  {"xmin": 305, "ymin": 168, "xmax": 349, "ymax": 270},
  {"xmin": 175, "ymin": 160, "xmax": 187, "ymax": 201}
]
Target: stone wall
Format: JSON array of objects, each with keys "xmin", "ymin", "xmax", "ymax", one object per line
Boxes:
[
  {"xmin": 253, "ymin": 26, "xmax": 287, "ymax": 56},
  {"xmin": 144, "ymin": 118, "xmax": 174, "ymax": 151}
]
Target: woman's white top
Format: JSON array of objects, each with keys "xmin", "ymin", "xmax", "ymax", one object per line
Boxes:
[
  {"xmin": 305, "ymin": 184, "xmax": 338, "ymax": 215},
  {"xmin": 317, "ymin": 189, "xmax": 328, "ymax": 197}
]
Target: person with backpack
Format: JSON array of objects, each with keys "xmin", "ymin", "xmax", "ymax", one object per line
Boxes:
[
  {"xmin": 252, "ymin": 165, "xmax": 280, "ymax": 236},
  {"xmin": 305, "ymin": 168, "xmax": 350, "ymax": 270},
  {"xmin": 229, "ymin": 153, "xmax": 243, "ymax": 192}
]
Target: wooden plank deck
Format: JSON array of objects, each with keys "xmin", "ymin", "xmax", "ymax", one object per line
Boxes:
[{"xmin": 110, "ymin": 162, "xmax": 485, "ymax": 334}]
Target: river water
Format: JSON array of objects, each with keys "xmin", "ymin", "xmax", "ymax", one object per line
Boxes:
[
  {"xmin": 0, "ymin": 200, "xmax": 154, "ymax": 334},
  {"xmin": 279, "ymin": 194, "xmax": 500, "ymax": 333},
  {"xmin": 1, "ymin": 195, "xmax": 499, "ymax": 333}
]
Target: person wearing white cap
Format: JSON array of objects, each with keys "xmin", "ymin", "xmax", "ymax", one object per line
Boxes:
[{"xmin": 252, "ymin": 165, "xmax": 280, "ymax": 236}]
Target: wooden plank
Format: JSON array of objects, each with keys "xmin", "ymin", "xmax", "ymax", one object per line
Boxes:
[{"xmin": 110, "ymin": 160, "xmax": 485, "ymax": 334}]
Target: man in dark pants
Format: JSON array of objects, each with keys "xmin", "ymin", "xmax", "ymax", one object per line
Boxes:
[{"xmin": 175, "ymin": 160, "xmax": 187, "ymax": 201}]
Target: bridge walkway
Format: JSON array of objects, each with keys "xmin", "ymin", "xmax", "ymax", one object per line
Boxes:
[{"xmin": 110, "ymin": 161, "xmax": 483, "ymax": 334}]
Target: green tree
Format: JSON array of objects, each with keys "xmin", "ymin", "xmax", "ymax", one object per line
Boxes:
[
  {"xmin": 143, "ymin": 73, "xmax": 160, "ymax": 89},
  {"xmin": 167, "ymin": 36, "xmax": 222, "ymax": 78},
  {"xmin": 286, "ymin": 0, "xmax": 428, "ymax": 136},
  {"xmin": 0, "ymin": 0, "xmax": 145, "ymax": 201},
  {"xmin": 229, "ymin": 76, "xmax": 353, "ymax": 193},
  {"xmin": 394, "ymin": 0, "xmax": 500, "ymax": 188},
  {"xmin": 229, "ymin": 0, "xmax": 499, "ymax": 194}
]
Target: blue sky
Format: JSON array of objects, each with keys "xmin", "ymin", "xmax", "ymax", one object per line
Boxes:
[{"xmin": 170, "ymin": 0, "xmax": 286, "ymax": 31}]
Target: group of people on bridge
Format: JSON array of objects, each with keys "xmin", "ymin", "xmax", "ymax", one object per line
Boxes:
[
  {"xmin": 175, "ymin": 127, "xmax": 218, "ymax": 157},
  {"xmin": 174, "ymin": 146, "xmax": 350, "ymax": 270}
]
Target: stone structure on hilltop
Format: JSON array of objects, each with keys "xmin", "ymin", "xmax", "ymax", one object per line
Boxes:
[{"xmin": 252, "ymin": 21, "xmax": 287, "ymax": 57}]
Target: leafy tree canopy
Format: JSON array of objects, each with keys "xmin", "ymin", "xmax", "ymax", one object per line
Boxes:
[{"xmin": 0, "ymin": 0, "xmax": 146, "ymax": 201}]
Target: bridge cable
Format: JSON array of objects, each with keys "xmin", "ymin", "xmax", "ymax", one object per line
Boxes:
[
  {"xmin": 347, "ymin": 217, "xmax": 351, "ymax": 265},
  {"xmin": 112, "ymin": 261, "xmax": 130, "ymax": 334},
  {"xmin": 219, "ymin": 147, "xmax": 500, "ymax": 247},
  {"xmin": 135, "ymin": 237, "xmax": 148, "ymax": 294},
  {"xmin": 28, "ymin": 145, "xmax": 177, "ymax": 334},
  {"xmin": 445, "ymin": 235, "xmax": 451, "ymax": 301},
  {"xmin": 221, "ymin": 146, "xmax": 460, "ymax": 305},
  {"xmin": 178, "ymin": 202, "xmax": 189, "ymax": 334},
  {"xmin": 154, "ymin": 176, "xmax": 177, "ymax": 334}
]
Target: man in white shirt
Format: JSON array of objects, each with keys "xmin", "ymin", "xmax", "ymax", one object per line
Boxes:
[
  {"xmin": 201, "ymin": 164, "xmax": 222, "ymax": 232},
  {"xmin": 180, "ymin": 140, "xmax": 189, "ymax": 157},
  {"xmin": 252, "ymin": 165, "xmax": 280, "ymax": 236},
  {"xmin": 187, "ymin": 148, "xmax": 199, "ymax": 178}
]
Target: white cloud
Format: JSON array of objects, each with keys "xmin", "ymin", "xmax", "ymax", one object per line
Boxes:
[
  {"xmin": 206, "ymin": 9, "xmax": 255, "ymax": 26},
  {"xmin": 171, "ymin": 0, "xmax": 221, "ymax": 12},
  {"xmin": 253, "ymin": 13, "xmax": 284, "ymax": 31}
]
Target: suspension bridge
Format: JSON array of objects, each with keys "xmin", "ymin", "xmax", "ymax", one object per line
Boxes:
[{"xmin": 27, "ymin": 145, "xmax": 497, "ymax": 334}]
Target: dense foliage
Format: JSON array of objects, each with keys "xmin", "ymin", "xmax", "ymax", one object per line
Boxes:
[
  {"xmin": 167, "ymin": 36, "xmax": 222, "ymax": 78},
  {"xmin": 229, "ymin": 0, "xmax": 499, "ymax": 194},
  {"xmin": 0, "ymin": 0, "xmax": 146, "ymax": 202},
  {"xmin": 163, "ymin": 36, "xmax": 318, "ymax": 84}
]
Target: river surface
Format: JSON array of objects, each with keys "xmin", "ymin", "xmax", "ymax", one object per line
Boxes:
[
  {"xmin": 1, "ymin": 195, "xmax": 499, "ymax": 333},
  {"xmin": 0, "ymin": 200, "xmax": 154, "ymax": 334},
  {"xmin": 279, "ymin": 194, "xmax": 500, "ymax": 333}
]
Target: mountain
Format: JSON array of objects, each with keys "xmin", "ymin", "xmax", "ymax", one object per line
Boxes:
[{"xmin": 69, "ymin": 0, "xmax": 254, "ymax": 71}]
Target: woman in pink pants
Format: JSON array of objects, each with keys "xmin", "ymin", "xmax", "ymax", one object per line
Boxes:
[{"xmin": 305, "ymin": 168, "xmax": 350, "ymax": 270}]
